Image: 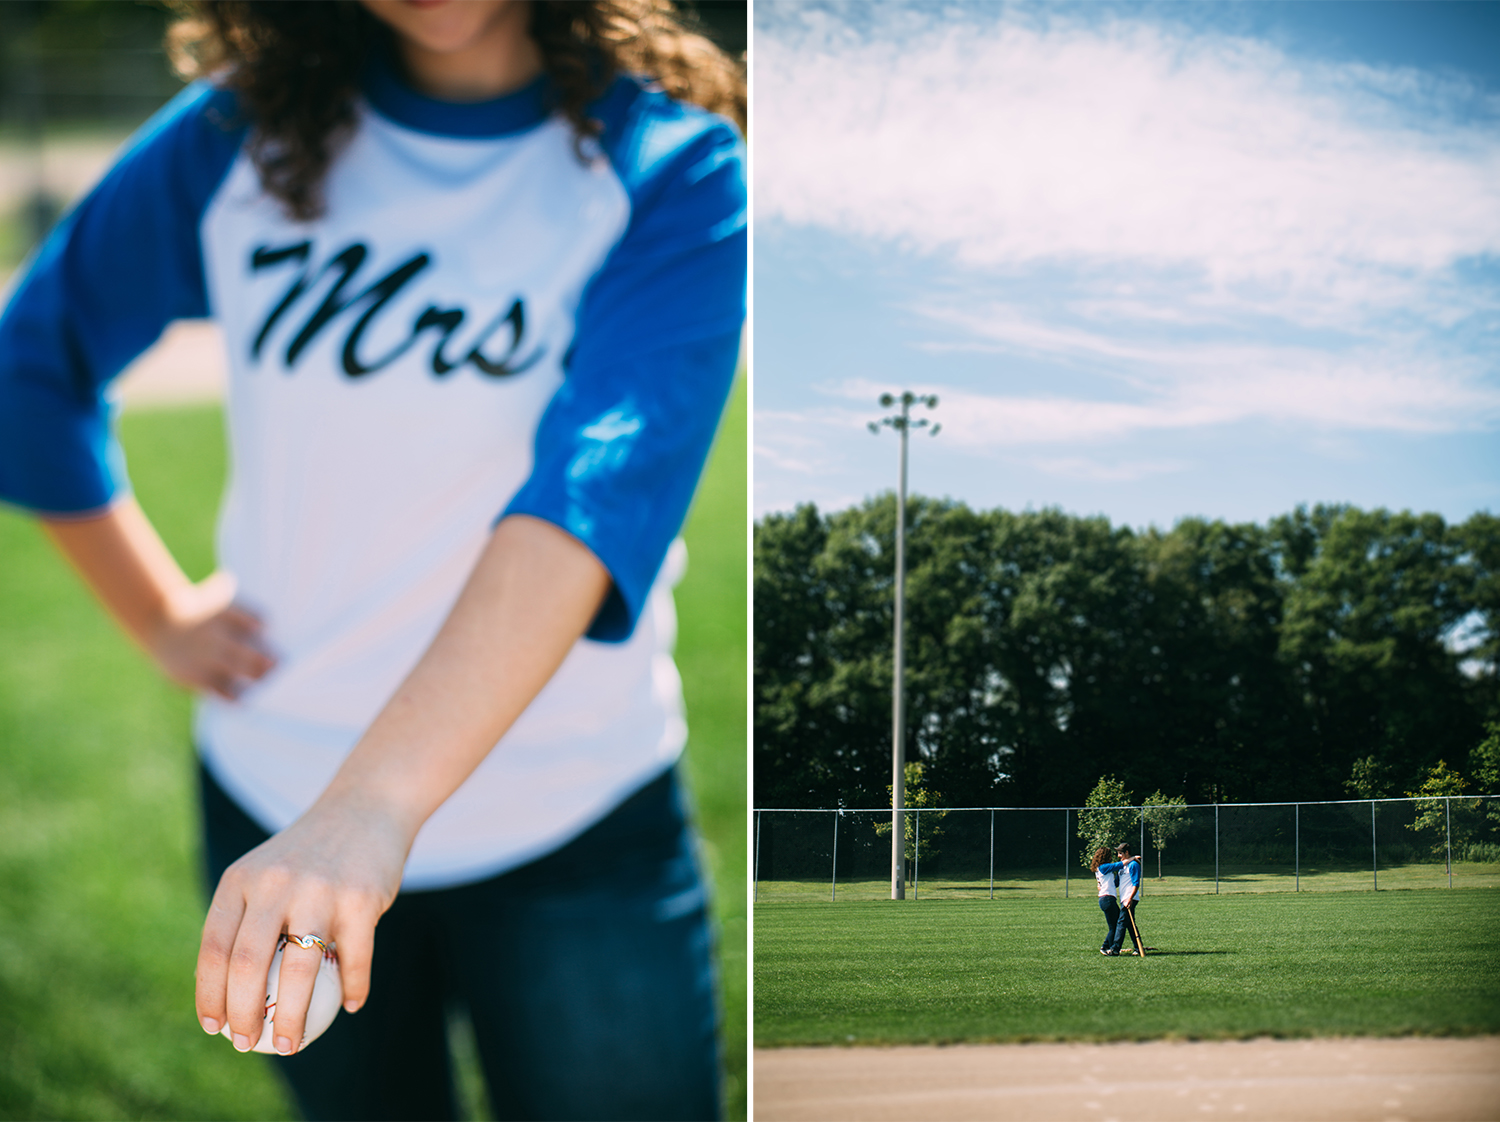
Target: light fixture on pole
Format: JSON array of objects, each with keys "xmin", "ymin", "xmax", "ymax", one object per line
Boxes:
[{"xmin": 869, "ymin": 391, "xmax": 940, "ymax": 900}]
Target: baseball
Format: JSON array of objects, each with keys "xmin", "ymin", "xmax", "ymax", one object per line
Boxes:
[{"xmin": 221, "ymin": 934, "xmax": 343, "ymax": 1054}]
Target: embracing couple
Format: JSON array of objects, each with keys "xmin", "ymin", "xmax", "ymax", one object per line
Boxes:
[{"xmin": 1092, "ymin": 844, "xmax": 1154, "ymax": 956}]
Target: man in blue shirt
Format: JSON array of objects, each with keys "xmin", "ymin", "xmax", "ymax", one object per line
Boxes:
[{"xmin": 1115, "ymin": 843, "xmax": 1155, "ymax": 955}]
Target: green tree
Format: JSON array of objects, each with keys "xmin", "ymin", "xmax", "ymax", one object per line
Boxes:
[
  {"xmin": 1344, "ymin": 755, "xmax": 1394, "ymax": 799},
  {"xmin": 1076, "ymin": 775, "xmax": 1136, "ymax": 868},
  {"xmin": 1405, "ymin": 761, "xmax": 1479, "ymax": 868},
  {"xmin": 755, "ymin": 498, "xmax": 1489, "ymax": 813},
  {"xmin": 1133, "ymin": 518, "xmax": 1300, "ymax": 803},
  {"xmin": 753, "ymin": 504, "xmax": 846, "ymax": 808},
  {"xmin": 1141, "ymin": 790, "xmax": 1189, "ymax": 879},
  {"xmin": 1276, "ymin": 505, "xmax": 1479, "ymax": 794},
  {"xmin": 1467, "ymin": 722, "xmax": 1500, "ymax": 830},
  {"xmin": 753, "ymin": 495, "xmax": 1005, "ymax": 810},
  {"xmin": 1453, "ymin": 513, "xmax": 1499, "ymax": 725},
  {"xmin": 874, "ymin": 761, "xmax": 947, "ymax": 871},
  {"xmin": 1470, "ymin": 723, "xmax": 1500, "ymax": 793},
  {"xmin": 996, "ymin": 511, "xmax": 1148, "ymax": 808}
]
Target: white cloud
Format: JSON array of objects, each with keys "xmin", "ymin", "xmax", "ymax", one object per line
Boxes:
[
  {"xmin": 752, "ymin": 407, "xmax": 867, "ymax": 515},
  {"xmin": 757, "ymin": 8, "xmax": 1500, "ymax": 452},
  {"xmin": 757, "ymin": 10, "xmax": 1500, "ymax": 307},
  {"xmin": 752, "ymin": 408, "xmax": 854, "ymax": 475},
  {"xmin": 827, "ymin": 342, "xmax": 1500, "ymax": 448}
]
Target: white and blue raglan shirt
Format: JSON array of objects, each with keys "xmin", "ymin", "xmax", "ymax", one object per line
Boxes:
[
  {"xmin": 0, "ymin": 63, "xmax": 745, "ymax": 890},
  {"xmin": 1094, "ymin": 866, "xmax": 1118, "ymax": 900}
]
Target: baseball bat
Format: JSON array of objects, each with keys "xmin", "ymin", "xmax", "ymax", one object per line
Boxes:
[{"xmin": 1123, "ymin": 903, "xmax": 1145, "ymax": 957}]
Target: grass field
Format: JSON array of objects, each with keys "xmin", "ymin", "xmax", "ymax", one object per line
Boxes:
[
  {"xmin": 754, "ymin": 889, "xmax": 1500, "ymax": 1047},
  {"xmin": 755, "ymin": 861, "xmax": 1500, "ymax": 902},
  {"xmin": 0, "ymin": 380, "xmax": 746, "ymax": 1121}
]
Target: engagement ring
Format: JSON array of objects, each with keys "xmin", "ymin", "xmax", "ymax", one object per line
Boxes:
[{"xmin": 284, "ymin": 933, "xmax": 333, "ymax": 956}]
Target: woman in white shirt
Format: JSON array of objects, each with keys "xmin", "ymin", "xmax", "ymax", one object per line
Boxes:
[
  {"xmin": 0, "ymin": 1, "xmax": 744, "ymax": 1116},
  {"xmin": 1091, "ymin": 847, "xmax": 1123, "ymax": 955}
]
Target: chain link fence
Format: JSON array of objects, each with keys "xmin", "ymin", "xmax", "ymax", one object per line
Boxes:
[{"xmin": 752, "ymin": 796, "xmax": 1500, "ymax": 902}]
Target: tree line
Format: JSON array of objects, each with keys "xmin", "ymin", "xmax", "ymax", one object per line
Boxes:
[{"xmin": 754, "ymin": 497, "xmax": 1498, "ymax": 811}]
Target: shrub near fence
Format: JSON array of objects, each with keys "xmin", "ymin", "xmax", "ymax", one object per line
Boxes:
[{"xmin": 752, "ymin": 797, "xmax": 1500, "ymax": 902}]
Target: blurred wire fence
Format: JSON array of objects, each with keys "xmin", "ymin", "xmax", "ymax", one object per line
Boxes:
[{"xmin": 752, "ymin": 796, "xmax": 1500, "ymax": 902}]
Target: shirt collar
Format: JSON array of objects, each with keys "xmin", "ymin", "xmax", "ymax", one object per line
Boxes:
[{"xmin": 362, "ymin": 53, "xmax": 552, "ymax": 139}]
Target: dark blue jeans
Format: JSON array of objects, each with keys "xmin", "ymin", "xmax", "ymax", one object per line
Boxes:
[
  {"xmin": 1097, "ymin": 896, "xmax": 1120, "ymax": 951},
  {"xmin": 1113, "ymin": 900, "xmax": 1141, "ymax": 952},
  {"xmin": 200, "ymin": 762, "xmax": 722, "ymax": 1122}
]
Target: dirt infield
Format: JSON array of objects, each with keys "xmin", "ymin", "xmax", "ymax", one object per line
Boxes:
[{"xmin": 754, "ymin": 1036, "xmax": 1500, "ymax": 1121}]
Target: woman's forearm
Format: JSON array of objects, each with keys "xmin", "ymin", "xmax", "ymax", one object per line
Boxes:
[
  {"xmin": 41, "ymin": 498, "xmax": 274, "ymax": 697},
  {"xmin": 42, "ymin": 497, "xmax": 195, "ymax": 647},
  {"xmin": 197, "ymin": 514, "xmax": 613, "ymax": 1048},
  {"xmin": 316, "ymin": 514, "xmax": 612, "ymax": 840}
]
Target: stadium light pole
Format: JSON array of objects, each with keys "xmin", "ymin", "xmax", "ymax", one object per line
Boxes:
[{"xmin": 869, "ymin": 391, "xmax": 939, "ymax": 900}]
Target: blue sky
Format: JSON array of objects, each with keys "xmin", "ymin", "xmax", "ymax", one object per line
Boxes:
[{"xmin": 752, "ymin": 1, "xmax": 1500, "ymax": 529}]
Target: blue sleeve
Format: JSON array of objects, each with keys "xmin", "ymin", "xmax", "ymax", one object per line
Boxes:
[
  {"xmin": 503, "ymin": 82, "xmax": 746, "ymax": 642},
  {"xmin": 1124, "ymin": 861, "xmax": 1142, "ymax": 888},
  {"xmin": 1098, "ymin": 861, "xmax": 1124, "ymax": 876},
  {"xmin": 0, "ymin": 82, "xmax": 245, "ymax": 514}
]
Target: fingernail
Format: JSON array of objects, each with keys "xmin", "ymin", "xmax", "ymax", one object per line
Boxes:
[
  {"xmin": 201, "ymin": 1016, "xmax": 221, "ymax": 1035},
  {"xmin": 344, "ymin": 1000, "xmax": 361, "ymax": 1014},
  {"xmin": 275, "ymin": 1036, "xmax": 294, "ymax": 1055},
  {"xmin": 232, "ymin": 1032, "xmax": 252, "ymax": 1052}
]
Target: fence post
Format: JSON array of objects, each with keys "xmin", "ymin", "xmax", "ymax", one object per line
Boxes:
[
  {"xmin": 1214, "ymin": 803, "xmax": 1219, "ymax": 895},
  {"xmin": 831, "ymin": 811, "xmax": 839, "ymax": 903},
  {"xmin": 914, "ymin": 809, "xmax": 920, "ymax": 901},
  {"xmin": 1294, "ymin": 803, "xmax": 1299, "ymax": 892},
  {"xmin": 754, "ymin": 810, "xmax": 761, "ymax": 903},
  {"xmin": 1139, "ymin": 807, "xmax": 1145, "ymax": 870},
  {"xmin": 1446, "ymin": 796, "xmax": 1452, "ymax": 888},
  {"xmin": 1064, "ymin": 809, "xmax": 1070, "ymax": 899},
  {"xmin": 1371, "ymin": 800, "xmax": 1378, "ymax": 892},
  {"xmin": 989, "ymin": 809, "xmax": 995, "ymax": 901}
]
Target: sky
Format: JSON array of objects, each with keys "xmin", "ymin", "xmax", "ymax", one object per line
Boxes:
[{"xmin": 752, "ymin": 1, "xmax": 1500, "ymax": 530}]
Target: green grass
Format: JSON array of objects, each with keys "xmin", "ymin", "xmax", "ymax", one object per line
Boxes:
[
  {"xmin": 0, "ymin": 405, "xmax": 279, "ymax": 1121},
  {"xmin": 755, "ymin": 861, "xmax": 1500, "ymax": 902},
  {"xmin": 676, "ymin": 375, "xmax": 748, "ymax": 1119},
  {"xmin": 0, "ymin": 381, "xmax": 746, "ymax": 1121},
  {"xmin": 754, "ymin": 890, "xmax": 1500, "ymax": 1047}
]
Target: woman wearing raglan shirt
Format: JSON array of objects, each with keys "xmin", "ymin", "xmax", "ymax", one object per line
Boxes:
[
  {"xmin": 0, "ymin": 1, "xmax": 743, "ymax": 1118},
  {"xmin": 1091, "ymin": 847, "xmax": 1122, "ymax": 955}
]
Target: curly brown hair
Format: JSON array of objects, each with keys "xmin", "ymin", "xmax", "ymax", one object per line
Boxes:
[{"xmin": 167, "ymin": 0, "xmax": 745, "ymax": 221}]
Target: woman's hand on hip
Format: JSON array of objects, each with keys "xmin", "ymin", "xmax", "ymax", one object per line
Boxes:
[
  {"xmin": 147, "ymin": 570, "xmax": 275, "ymax": 699},
  {"xmin": 41, "ymin": 499, "xmax": 275, "ymax": 699}
]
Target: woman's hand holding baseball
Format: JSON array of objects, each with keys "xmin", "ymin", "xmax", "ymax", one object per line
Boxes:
[
  {"xmin": 195, "ymin": 789, "xmax": 415, "ymax": 1054},
  {"xmin": 194, "ymin": 515, "xmax": 610, "ymax": 1056}
]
